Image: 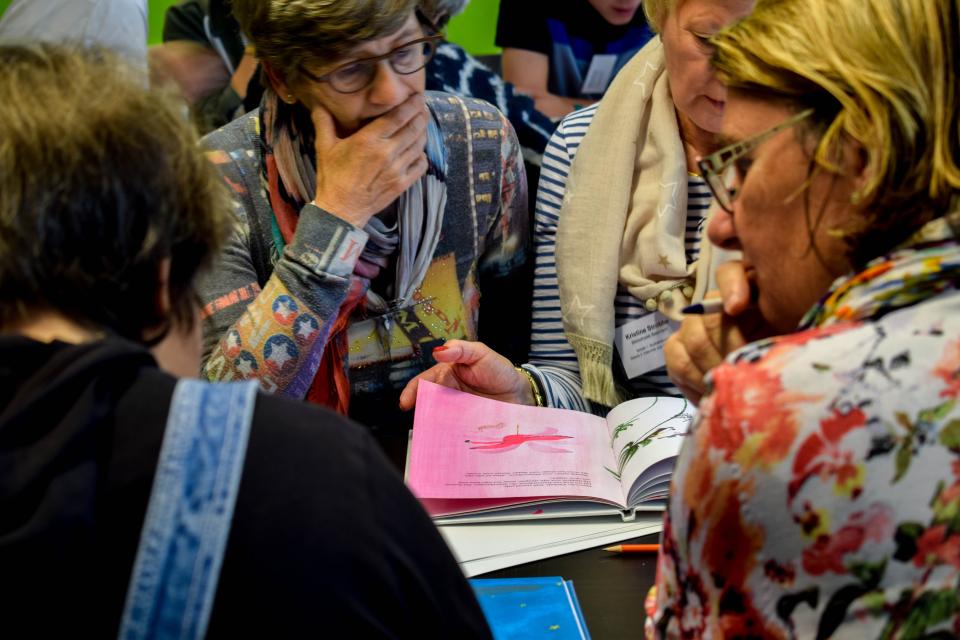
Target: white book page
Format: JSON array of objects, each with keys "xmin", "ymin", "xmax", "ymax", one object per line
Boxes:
[
  {"xmin": 604, "ymin": 396, "xmax": 695, "ymax": 503},
  {"xmin": 439, "ymin": 514, "xmax": 665, "ymax": 577}
]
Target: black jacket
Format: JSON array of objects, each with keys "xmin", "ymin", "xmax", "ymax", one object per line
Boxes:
[{"xmin": 0, "ymin": 336, "xmax": 489, "ymax": 638}]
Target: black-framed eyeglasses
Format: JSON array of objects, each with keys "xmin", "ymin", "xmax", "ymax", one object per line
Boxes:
[
  {"xmin": 698, "ymin": 108, "xmax": 815, "ymax": 212},
  {"xmin": 299, "ymin": 34, "xmax": 442, "ymax": 94}
]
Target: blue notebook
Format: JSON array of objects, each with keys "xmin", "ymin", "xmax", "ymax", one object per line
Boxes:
[{"xmin": 470, "ymin": 577, "xmax": 591, "ymax": 640}]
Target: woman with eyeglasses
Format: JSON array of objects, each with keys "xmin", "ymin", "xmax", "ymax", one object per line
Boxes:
[
  {"xmin": 402, "ymin": 0, "xmax": 755, "ymax": 414},
  {"xmin": 198, "ymin": 0, "xmax": 528, "ymax": 447},
  {"xmin": 650, "ymin": 0, "xmax": 960, "ymax": 635}
]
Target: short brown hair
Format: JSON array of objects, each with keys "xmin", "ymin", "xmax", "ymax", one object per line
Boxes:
[
  {"xmin": 0, "ymin": 44, "xmax": 232, "ymax": 340},
  {"xmin": 232, "ymin": 0, "xmax": 419, "ymax": 83}
]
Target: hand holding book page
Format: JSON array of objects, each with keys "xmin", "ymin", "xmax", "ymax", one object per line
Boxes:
[{"xmin": 407, "ymin": 381, "xmax": 695, "ymax": 521}]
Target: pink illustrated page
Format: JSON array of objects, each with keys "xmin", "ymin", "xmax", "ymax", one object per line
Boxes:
[{"xmin": 407, "ymin": 381, "xmax": 625, "ymax": 505}]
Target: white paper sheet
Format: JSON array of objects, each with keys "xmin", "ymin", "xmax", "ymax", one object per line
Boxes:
[{"xmin": 439, "ymin": 514, "xmax": 664, "ymax": 577}]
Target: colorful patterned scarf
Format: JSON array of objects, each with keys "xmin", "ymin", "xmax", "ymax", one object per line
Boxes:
[
  {"xmin": 258, "ymin": 91, "xmax": 447, "ymax": 413},
  {"xmin": 801, "ymin": 206, "xmax": 960, "ymax": 330}
]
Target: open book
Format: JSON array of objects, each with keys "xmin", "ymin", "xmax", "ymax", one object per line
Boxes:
[{"xmin": 406, "ymin": 380, "xmax": 694, "ymax": 523}]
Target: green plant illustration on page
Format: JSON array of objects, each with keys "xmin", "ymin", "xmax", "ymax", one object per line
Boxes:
[
  {"xmin": 605, "ymin": 398, "xmax": 689, "ymax": 481},
  {"xmin": 610, "ymin": 397, "xmax": 667, "ymax": 447}
]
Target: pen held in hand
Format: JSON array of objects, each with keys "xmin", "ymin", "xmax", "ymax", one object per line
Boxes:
[
  {"xmin": 681, "ymin": 299, "xmax": 724, "ymax": 315},
  {"xmin": 603, "ymin": 543, "xmax": 660, "ymax": 554}
]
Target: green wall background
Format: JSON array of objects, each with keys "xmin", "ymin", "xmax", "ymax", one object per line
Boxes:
[
  {"xmin": 447, "ymin": 0, "xmax": 502, "ymax": 55},
  {"xmin": 0, "ymin": 0, "xmax": 501, "ymax": 55}
]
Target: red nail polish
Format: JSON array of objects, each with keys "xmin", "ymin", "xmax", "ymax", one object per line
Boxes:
[{"xmin": 433, "ymin": 345, "xmax": 448, "ymax": 353}]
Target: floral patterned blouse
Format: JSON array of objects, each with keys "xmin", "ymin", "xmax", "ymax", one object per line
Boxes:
[{"xmin": 650, "ymin": 210, "xmax": 960, "ymax": 639}]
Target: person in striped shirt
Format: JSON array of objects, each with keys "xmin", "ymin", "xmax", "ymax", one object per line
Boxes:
[{"xmin": 402, "ymin": 0, "xmax": 755, "ymax": 415}]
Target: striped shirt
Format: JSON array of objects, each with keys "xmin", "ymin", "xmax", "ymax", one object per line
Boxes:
[{"xmin": 523, "ymin": 105, "xmax": 712, "ymax": 413}]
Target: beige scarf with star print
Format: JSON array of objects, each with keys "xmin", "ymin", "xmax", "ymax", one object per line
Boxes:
[{"xmin": 556, "ymin": 38, "xmax": 725, "ymax": 407}]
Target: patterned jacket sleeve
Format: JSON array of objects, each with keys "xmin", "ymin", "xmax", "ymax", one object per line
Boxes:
[
  {"xmin": 198, "ymin": 124, "xmax": 369, "ymax": 398},
  {"xmin": 426, "ymin": 42, "xmax": 557, "ymax": 162},
  {"xmin": 470, "ymin": 103, "xmax": 532, "ymax": 364},
  {"xmin": 479, "ymin": 108, "xmax": 529, "ymax": 276},
  {"xmin": 522, "ymin": 109, "xmax": 597, "ymax": 413}
]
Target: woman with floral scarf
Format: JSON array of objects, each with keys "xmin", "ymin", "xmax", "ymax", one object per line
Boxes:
[{"xmin": 651, "ymin": 0, "xmax": 960, "ymax": 636}]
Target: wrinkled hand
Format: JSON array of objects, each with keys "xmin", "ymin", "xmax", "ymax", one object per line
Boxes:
[
  {"xmin": 311, "ymin": 94, "xmax": 428, "ymax": 228},
  {"xmin": 664, "ymin": 261, "xmax": 776, "ymax": 405},
  {"xmin": 399, "ymin": 340, "xmax": 534, "ymax": 410}
]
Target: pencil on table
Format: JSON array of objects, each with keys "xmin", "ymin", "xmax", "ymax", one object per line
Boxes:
[{"xmin": 603, "ymin": 543, "xmax": 660, "ymax": 553}]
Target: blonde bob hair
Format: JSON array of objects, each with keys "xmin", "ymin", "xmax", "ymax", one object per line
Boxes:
[
  {"xmin": 232, "ymin": 0, "xmax": 420, "ymax": 83},
  {"xmin": 712, "ymin": 0, "xmax": 960, "ymax": 265}
]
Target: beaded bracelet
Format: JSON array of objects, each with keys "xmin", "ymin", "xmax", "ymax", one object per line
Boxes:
[{"xmin": 515, "ymin": 366, "xmax": 545, "ymax": 407}]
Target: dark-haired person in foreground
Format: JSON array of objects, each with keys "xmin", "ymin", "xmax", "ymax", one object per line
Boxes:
[{"xmin": 0, "ymin": 44, "xmax": 489, "ymax": 638}]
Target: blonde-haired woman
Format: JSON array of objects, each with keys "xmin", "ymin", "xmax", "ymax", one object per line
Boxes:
[
  {"xmin": 403, "ymin": 0, "xmax": 755, "ymax": 413},
  {"xmin": 652, "ymin": 0, "xmax": 960, "ymax": 636}
]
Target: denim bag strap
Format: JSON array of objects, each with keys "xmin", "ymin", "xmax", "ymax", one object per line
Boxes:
[{"xmin": 118, "ymin": 380, "xmax": 259, "ymax": 640}]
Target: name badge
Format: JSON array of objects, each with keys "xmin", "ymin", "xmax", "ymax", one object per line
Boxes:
[
  {"xmin": 581, "ymin": 54, "xmax": 618, "ymax": 95},
  {"xmin": 613, "ymin": 313, "xmax": 680, "ymax": 379}
]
